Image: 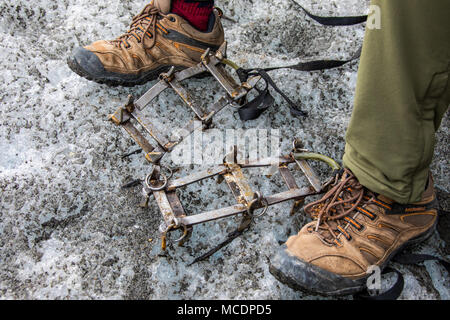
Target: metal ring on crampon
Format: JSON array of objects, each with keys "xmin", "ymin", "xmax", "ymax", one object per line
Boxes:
[
  {"xmin": 292, "ymin": 138, "xmax": 308, "ymax": 153},
  {"xmin": 145, "ymin": 171, "xmax": 168, "ymax": 191},
  {"xmin": 161, "ymin": 221, "xmax": 188, "ymax": 244},
  {"xmin": 246, "ymin": 191, "xmax": 269, "ymax": 219},
  {"xmin": 145, "ymin": 166, "xmax": 173, "ymax": 191},
  {"xmin": 170, "ymin": 224, "xmax": 189, "ymax": 243}
]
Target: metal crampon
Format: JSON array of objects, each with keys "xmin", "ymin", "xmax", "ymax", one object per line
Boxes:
[
  {"xmin": 109, "ymin": 42, "xmax": 340, "ymax": 251},
  {"xmin": 109, "ymin": 41, "xmax": 260, "ymax": 164},
  {"xmin": 155, "ymin": 142, "xmax": 339, "ymax": 250},
  {"xmin": 128, "ymin": 143, "xmax": 339, "ymax": 251}
]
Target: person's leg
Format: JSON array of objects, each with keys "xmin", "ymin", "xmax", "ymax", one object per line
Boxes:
[
  {"xmin": 270, "ymin": 0, "xmax": 449, "ymax": 295},
  {"xmin": 68, "ymin": 0, "xmax": 223, "ymax": 86},
  {"xmin": 343, "ymin": 0, "xmax": 450, "ymax": 204}
]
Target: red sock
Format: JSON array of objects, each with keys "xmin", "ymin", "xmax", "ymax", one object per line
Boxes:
[{"xmin": 171, "ymin": 0, "xmax": 214, "ymax": 31}]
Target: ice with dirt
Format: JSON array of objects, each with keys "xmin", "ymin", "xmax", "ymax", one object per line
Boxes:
[{"xmin": 0, "ymin": 0, "xmax": 449, "ymax": 299}]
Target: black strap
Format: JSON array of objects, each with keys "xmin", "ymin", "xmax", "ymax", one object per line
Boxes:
[
  {"xmin": 256, "ymin": 1, "xmax": 365, "ymax": 73},
  {"xmin": 237, "ymin": 68, "xmax": 307, "ymax": 121},
  {"xmin": 355, "ymin": 253, "xmax": 449, "ymax": 300},
  {"xmin": 236, "ymin": 70, "xmax": 275, "ymax": 121},
  {"xmin": 355, "ymin": 266, "xmax": 404, "ymax": 300},
  {"xmin": 290, "ymin": 0, "xmax": 368, "ymax": 26},
  {"xmin": 393, "ymin": 253, "xmax": 450, "ymax": 274},
  {"xmin": 258, "ymin": 46, "xmax": 362, "ymax": 74},
  {"xmin": 235, "ymin": 48, "xmax": 361, "ymax": 121},
  {"xmin": 234, "ymin": 4, "xmax": 366, "ymax": 121}
]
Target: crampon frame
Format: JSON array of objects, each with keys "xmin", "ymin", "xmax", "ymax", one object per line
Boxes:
[{"xmin": 109, "ymin": 42, "xmax": 340, "ymax": 253}]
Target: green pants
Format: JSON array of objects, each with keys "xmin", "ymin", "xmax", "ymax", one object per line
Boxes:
[{"xmin": 343, "ymin": 0, "xmax": 450, "ymax": 204}]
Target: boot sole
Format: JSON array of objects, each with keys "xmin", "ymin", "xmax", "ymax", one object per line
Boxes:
[
  {"xmin": 67, "ymin": 47, "xmax": 211, "ymax": 87},
  {"xmin": 269, "ymin": 218, "xmax": 438, "ymax": 297},
  {"xmin": 67, "ymin": 56, "xmax": 186, "ymax": 87}
]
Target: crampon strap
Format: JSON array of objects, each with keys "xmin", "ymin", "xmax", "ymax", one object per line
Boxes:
[
  {"xmin": 355, "ymin": 251, "xmax": 450, "ymax": 300},
  {"xmin": 291, "ymin": 0, "xmax": 368, "ymax": 26},
  {"xmin": 355, "ymin": 209, "xmax": 450, "ymax": 300},
  {"xmin": 236, "ymin": 1, "xmax": 366, "ymax": 121}
]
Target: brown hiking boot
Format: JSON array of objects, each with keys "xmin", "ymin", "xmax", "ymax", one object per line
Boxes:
[
  {"xmin": 67, "ymin": 0, "xmax": 224, "ymax": 86},
  {"xmin": 269, "ymin": 169, "xmax": 438, "ymax": 296}
]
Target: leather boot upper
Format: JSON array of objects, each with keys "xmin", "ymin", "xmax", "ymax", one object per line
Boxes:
[
  {"xmin": 83, "ymin": 3, "xmax": 224, "ymax": 75},
  {"xmin": 285, "ymin": 170, "xmax": 438, "ymax": 279}
]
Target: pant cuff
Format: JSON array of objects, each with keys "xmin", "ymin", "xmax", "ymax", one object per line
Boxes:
[{"xmin": 343, "ymin": 143, "xmax": 413, "ymax": 204}]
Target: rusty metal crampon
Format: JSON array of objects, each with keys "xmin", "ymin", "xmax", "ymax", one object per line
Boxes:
[
  {"xmin": 109, "ymin": 42, "xmax": 340, "ymax": 254},
  {"xmin": 109, "ymin": 41, "xmax": 261, "ymax": 164}
]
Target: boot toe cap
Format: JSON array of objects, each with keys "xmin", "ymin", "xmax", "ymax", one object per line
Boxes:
[
  {"xmin": 69, "ymin": 46, "xmax": 106, "ymax": 78},
  {"xmin": 269, "ymin": 245, "xmax": 366, "ymax": 296}
]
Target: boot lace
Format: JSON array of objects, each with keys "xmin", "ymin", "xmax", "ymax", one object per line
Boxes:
[
  {"xmin": 303, "ymin": 168, "xmax": 371, "ymax": 245},
  {"xmin": 113, "ymin": 4, "xmax": 164, "ymax": 49}
]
